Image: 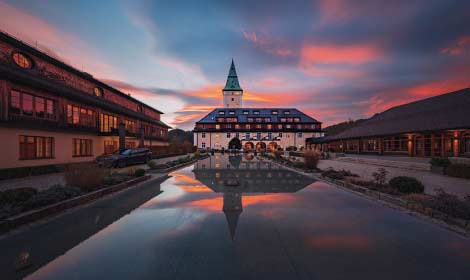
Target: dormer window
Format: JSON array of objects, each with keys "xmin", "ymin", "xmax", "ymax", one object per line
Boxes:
[
  {"xmin": 243, "ymin": 110, "xmax": 249, "ymax": 115},
  {"xmin": 219, "ymin": 111, "xmax": 225, "ymax": 115},
  {"xmin": 229, "ymin": 111, "xmax": 235, "ymax": 115},
  {"xmin": 283, "ymin": 111, "xmax": 290, "ymax": 115},
  {"xmin": 253, "ymin": 111, "xmax": 259, "ymax": 115},
  {"xmin": 137, "ymin": 105, "xmax": 143, "ymax": 113},
  {"xmin": 12, "ymin": 52, "xmax": 33, "ymax": 69},
  {"xmin": 94, "ymin": 87, "xmax": 104, "ymax": 97},
  {"xmin": 271, "ymin": 110, "xmax": 278, "ymax": 115}
]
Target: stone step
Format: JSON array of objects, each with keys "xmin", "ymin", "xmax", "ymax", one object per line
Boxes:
[{"xmin": 335, "ymin": 157, "xmax": 431, "ymax": 171}]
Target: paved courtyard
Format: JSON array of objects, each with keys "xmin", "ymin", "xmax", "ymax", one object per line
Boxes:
[
  {"xmin": 318, "ymin": 159, "xmax": 470, "ymax": 198},
  {"xmin": 0, "ymin": 154, "xmax": 192, "ymax": 192}
]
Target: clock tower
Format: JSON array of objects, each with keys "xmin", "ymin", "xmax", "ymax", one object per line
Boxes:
[{"xmin": 223, "ymin": 59, "xmax": 243, "ymax": 108}]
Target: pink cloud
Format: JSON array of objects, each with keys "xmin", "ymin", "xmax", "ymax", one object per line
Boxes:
[
  {"xmin": 440, "ymin": 36, "xmax": 470, "ymax": 55},
  {"xmin": 242, "ymin": 30, "xmax": 295, "ymax": 57}
]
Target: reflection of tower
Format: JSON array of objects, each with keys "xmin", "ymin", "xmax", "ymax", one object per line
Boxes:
[{"xmin": 223, "ymin": 191, "xmax": 243, "ymax": 240}]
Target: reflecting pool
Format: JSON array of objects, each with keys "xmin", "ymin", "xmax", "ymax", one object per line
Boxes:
[{"xmin": 24, "ymin": 155, "xmax": 470, "ymax": 280}]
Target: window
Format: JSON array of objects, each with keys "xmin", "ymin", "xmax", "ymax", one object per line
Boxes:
[
  {"xmin": 247, "ymin": 118, "xmax": 254, "ymax": 123},
  {"xmin": 236, "ymin": 132, "xmax": 240, "ymax": 138},
  {"xmin": 243, "ymin": 111, "xmax": 249, "ymax": 115},
  {"xmin": 125, "ymin": 120, "xmax": 137, "ymax": 133},
  {"xmin": 283, "ymin": 111, "xmax": 290, "ymax": 115},
  {"xmin": 271, "ymin": 110, "xmax": 278, "ymax": 115},
  {"xmin": 215, "ymin": 124, "xmax": 220, "ymax": 129},
  {"xmin": 267, "ymin": 124, "xmax": 272, "ymax": 130},
  {"xmin": 137, "ymin": 105, "xmax": 143, "ymax": 112},
  {"xmin": 12, "ymin": 52, "xmax": 32, "ymax": 69},
  {"xmin": 268, "ymin": 132, "xmax": 272, "ymax": 140},
  {"xmin": 93, "ymin": 87, "xmax": 104, "ymax": 97},
  {"xmin": 219, "ymin": 111, "xmax": 225, "ymax": 115},
  {"xmin": 257, "ymin": 132, "xmax": 261, "ymax": 140},
  {"xmin": 286, "ymin": 124, "xmax": 292, "ymax": 129},
  {"xmin": 277, "ymin": 124, "xmax": 282, "ymax": 129},
  {"xmin": 264, "ymin": 117, "xmax": 271, "ymax": 122},
  {"xmin": 294, "ymin": 118, "xmax": 300, "ymax": 122},
  {"xmin": 104, "ymin": 140, "xmax": 117, "ymax": 154},
  {"xmin": 67, "ymin": 105, "xmax": 95, "ymax": 127},
  {"xmin": 231, "ymin": 98, "xmax": 234, "ymax": 101},
  {"xmin": 100, "ymin": 113, "xmax": 118, "ymax": 132},
  {"xmin": 235, "ymin": 124, "xmax": 240, "ymax": 129},
  {"xmin": 229, "ymin": 111, "xmax": 235, "ymax": 115},
  {"xmin": 279, "ymin": 133, "xmax": 283, "ymax": 138},
  {"xmin": 253, "ymin": 111, "xmax": 259, "ymax": 115},
  {"xmin": 10, "ymin": 90, "xmax": 55, "ymax": 119},
  {"xmin": 73, "ymin": 139, "xmax": 93, "ymax": 157},
  {"xmin": 202, "ymin": 142, "xmax": 206, "ymax": 148},
  {"xmin": 19, "ymin": 135, "xmax": 53, "ymax": 160},
  {"xmin": 202, "ymin": 132, "xmax": 206, "ymax": 138},
  {"xmin": 297, "ymin": 124, "xmax": 302, "ymax": 129},
  {"xmin": 246, "ymin": 124, "xmax": 251, "ymax": 129},
  {"xmin": 227, "ymin": 133, "xmax": 231, "ymax": 138},
  {"xmin": 297, "ymin": 132, "xmax": 303, "ymax": 138},
  {"xmin": 246, "ymin": 133, "xmax": 250, "ymax": 140}
]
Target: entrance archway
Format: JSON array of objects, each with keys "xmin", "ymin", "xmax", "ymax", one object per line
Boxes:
[
  {"xmin": 256, "ymin": 142, "xmax": 266, "ymax": 152},
  {"xmin": 244, "ymin": 142, "xmax": 254, "ymax": 151},
  {"xmin": 268, "ymin": 142, "xmax": 278, "ymax": 152},
  {"xmin": 228, "ymin": 137, "xmax": 242, "ymax": 150}
]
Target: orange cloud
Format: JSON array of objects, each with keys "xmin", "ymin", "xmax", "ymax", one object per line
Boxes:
[
  {"xmin": 242, "ymin": 31, "xmax": 295, "ymax": 57},
  {"xmin": 440, "ymin": 36, "xmax": 470, "ymax": 56}
]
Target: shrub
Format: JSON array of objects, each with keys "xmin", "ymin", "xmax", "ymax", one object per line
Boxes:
[
  {"xmin": 445, "ymin": 163, "xmax": 470, "ymax": 179},
  {"xmin": 321, "ymin": 170, "xmax": 345, "ymax": 180},
  {"xmin": 286, "ymin": 146, "xmax": 297, "ymax": 152},
  {"xmin": 0, "ymin": 187, "xmax": 37, "ymax": 205},
  {"xmin": 134, "ymin": 169, "xmax": 146, "ymax": 177},
  {"xmin": 430, "ymin": 157, "xmax": 451, "ymax": 168},
  {"xmin": 389, "ymin": 176, "xmax": 424, "ymax": 194},
  {"xmin": 273, "ymin": 150, "xmax": 283, "ymax": 160},
  {"xmin": 293, "ymin": 161, "xmax": 305, "ymax": 169},
  {"xmin": 147, "ymin": 160, "xmax": 157, "ymax": 169},
  {"xmin": 372, "ymin": 168, "xmax": 388, "ymax": 185},
  {"xmin": 425, "ymin": 189, "xmax": 470, "ymax": 220},
  {"xmin": 64, "ymin": 163, "xmax": 109, "ymax": 192},
  {"xmin": 303, "ymin": 150, "xmax": 320, "ymax": 170},
  {"xmin": 22, "ymin": 186, "xmax": 81, "ymax": 211}
]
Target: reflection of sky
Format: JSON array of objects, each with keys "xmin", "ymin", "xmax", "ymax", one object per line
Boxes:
[
  {"xmin": 27, "ymin": 161, "xmax": 470, "ymax": 279},
  {"xmin": 2, "ymin": 1, "xmax": 469, "ymax": 129}
]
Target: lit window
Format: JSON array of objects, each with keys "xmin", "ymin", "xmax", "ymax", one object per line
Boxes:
[
  {"xmin": 93, "ymin": 87, "xmax": 104, "ymax": 97},
  {"xmin": 267, "ymin": 124, "xmax": 272, "ymax": 129},
  {"xmin": 12, "ymin": 52, "xmax": 32, "ymax": 69},
  {"xmin": 283, "ymin": 111, "xmax": 290, "ymax": 115},
  {"xmin": 271, "ymin": 111, "xmax": 278, "ymax": 115},
  {"xmin": 253, "ymin": 111, "xmax": 259, "ymax": 115},
  {"xmin": 215, "ymin": 124, "xmax": 220, "ymax": 129},
  {"xmin": 219, "ymin": 111, "xmax": 225, "ymax": 115},
  {"xmin": 229, "ymin": 111, "xmax": 235, "ymax": 115},
  {"xmin": 243, "ymin": 111, "xmax": 249, "ymax": 115}
]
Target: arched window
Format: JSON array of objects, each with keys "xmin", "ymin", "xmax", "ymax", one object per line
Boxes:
[
  {"xmin": 93, "ymin": 87, "xmax": 104, "ymax": 97},
  {"xmin": 12, "ymin": 52, "xmax": 33, "ymax": 69}
]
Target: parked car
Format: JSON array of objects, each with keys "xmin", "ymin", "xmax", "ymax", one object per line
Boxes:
[{"xmin": 96, "ymin": 148, "xmax": 152, "ymax": 168}]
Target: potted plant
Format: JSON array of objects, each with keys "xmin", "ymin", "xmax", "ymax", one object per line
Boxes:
[{"xmin": 430, "ymin": 157, "xmax": 451, "ymax": 175}]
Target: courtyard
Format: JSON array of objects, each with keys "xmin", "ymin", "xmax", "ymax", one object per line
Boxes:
[{"xmin": 1, "ymin": 155, "xmax": 470, "ymax": 280}]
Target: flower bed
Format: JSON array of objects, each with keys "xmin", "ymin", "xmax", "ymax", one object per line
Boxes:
[{"xmin": 0, "ymin": 164, "xmax": 149, "ymax": 221}]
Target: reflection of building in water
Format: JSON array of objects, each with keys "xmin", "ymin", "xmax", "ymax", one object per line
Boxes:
[{"xmin": 193, "ymin": 155, "xmax": 315, "ymax": 239}]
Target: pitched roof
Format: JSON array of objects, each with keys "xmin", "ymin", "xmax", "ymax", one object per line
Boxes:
[
  {"xmin": 196, "ymin": 108, "xmax": 320, "ymax": 123},
  {"xmin": 223, "ymin": 59, "xmax": 243, "ymax": 91},
  {"xmin": 327, "ymin": 88, "xmax": 470, "ymax": 140}
]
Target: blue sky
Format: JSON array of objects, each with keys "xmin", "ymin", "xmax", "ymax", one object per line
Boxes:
[{"xmin": 0, "ymin": 0, "xmax": 469, "ymax": 129}]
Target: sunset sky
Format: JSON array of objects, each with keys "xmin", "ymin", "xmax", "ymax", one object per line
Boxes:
[{"xmin": 0, "ymin": 0, "xmax": 469, "ymax": 129}]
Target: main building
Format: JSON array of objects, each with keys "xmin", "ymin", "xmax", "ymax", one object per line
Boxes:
[
  {"xmin": 0, "ymin": 32, "xmax": 170, "ymax": 170},
  {"xmin": 193, "ymin": 60, "xmax": 323, "ymax": 151}
]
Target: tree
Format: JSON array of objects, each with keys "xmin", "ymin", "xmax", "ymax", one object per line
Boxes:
[{"xmin": 228, "ymin": 137, "xmax": 242, "ymax": 150}]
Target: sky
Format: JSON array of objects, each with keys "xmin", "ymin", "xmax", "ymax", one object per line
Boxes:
[{"xmin": 0, "ymin": 0, "xmax": 469, "ymax": 130}]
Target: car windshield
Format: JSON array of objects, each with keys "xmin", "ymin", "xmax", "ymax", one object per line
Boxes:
[{"xmin": 119, "ymin": 149, "xmax": 132, "ymax": 155}]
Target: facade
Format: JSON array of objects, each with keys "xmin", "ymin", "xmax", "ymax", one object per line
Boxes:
[
  {"xmin": 0, "ymin": 32, "xmax": 170, "ymax": 169},
  {"xmin": 307, "ymin": 88, "xmax": 470, "ymax": 158},
  {"xmin": 193, "ymin": 60, "xmax": 323, "ymax": 151}
]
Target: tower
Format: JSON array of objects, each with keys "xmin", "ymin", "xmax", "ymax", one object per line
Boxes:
[{"xmin": 223, "ymin": 59, "xmax": 243, "ymax": 108}]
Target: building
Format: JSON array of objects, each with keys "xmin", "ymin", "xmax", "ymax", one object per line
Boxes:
[
  {"xmin": 0, "ymin": 31, "xmax": 170, "ymax": 169},
  {"xmin": 307, "ymin": 88, "xmax": 470, "ymax": 158},
  {"xmin": 193, "ymin": 60, "xmax": 323, "ymax": 151},
  {"xmin": 192, "ymin": 154, "xmax": 314, "ymax": 238}
]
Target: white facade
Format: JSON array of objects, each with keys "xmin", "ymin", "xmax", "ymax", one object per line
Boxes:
[
  {"xmin": 223, "ymin": 90, "xmax": 243, "ymax": 108},
  {"xmin": 194, "ymin": 131, "xmax": 323, "ymax": 151}
]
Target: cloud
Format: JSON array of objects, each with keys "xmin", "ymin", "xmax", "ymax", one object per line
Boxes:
[
  {"xmin": 242, "ymin": 31, "xmax": 295, "ymax": 57},
  {"xmin": 440, "ymin": 36, "xmax": 470, "ymax": 56},
  {"xmin": 0, "ymin": 2, "xmax": 120, "ymax": 79}
]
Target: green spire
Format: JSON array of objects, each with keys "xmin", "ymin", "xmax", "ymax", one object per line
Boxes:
[{"xmin": 223, "ymin": 59, "xmax": 243, "ymax": 91}]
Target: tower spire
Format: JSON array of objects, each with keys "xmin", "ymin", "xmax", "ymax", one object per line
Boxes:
[{"xmin": 224, "ymin": 59, "xmax": 242, "ymax": 91}]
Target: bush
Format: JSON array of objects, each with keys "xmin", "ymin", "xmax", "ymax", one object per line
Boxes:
[
  {"xmin": 430, "ymin": 157, "xmax": 451, "ymax": 168},
  {"xmin": 273, "ymin": 150, "xmax": 283, "ymax": 160},
  {"xmin": 389, "ymin": 176, "xmax": 424, "ymax": 194},
  {"xmin": 293, "ymin": 161, "xmax": 305, "ymax": 169},
  {"xmin": 445, "ymin": 163, "xmax": 470, "ymax": 179},
  {"xmin": 425, "ymin": 189, "xmax": 470, "ymax": 220},
  {"xmin": 286, "ymin": 146, "xmax": 297, "ymax": 152},
  {"xmin": 64, "ymin": 164, "xmax": 109, "ymax": 192},
  {"xmin": 134, "ymin": 169, "xmax": 146, "ymax": 177},
  {"xmin": 322, "ymin": 170, "xmax": 345, "ymax": 180},
  {"xmin": 0, "ymin": 187, "xmax": 37, "ymax": 205},
  {"xmin": 303, "ymin": 150, "xmax": 320, "ymax": 170},
  {"xmin": 372, "ymin": 168, "xmax": 388, "ymax": 185},
  {"xmin": 147, "ymin": 160, "xmax": 157, "ymax": 169},
  {"xmin": 22, "ymin": 186, "xmax": 82, "ymax": 211}
]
